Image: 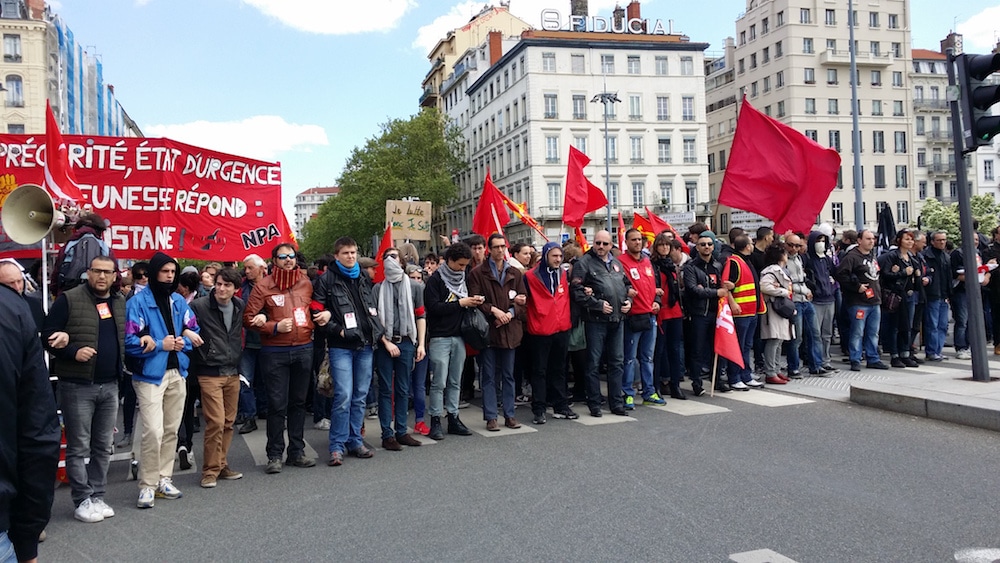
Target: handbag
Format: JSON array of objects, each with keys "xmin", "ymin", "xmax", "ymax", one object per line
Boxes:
[
  {"xmin": 768, "ymin": 295, "xmax": 797, "ymax": 319},
  {"xmin": 627, "ymin": 312, "xmax": 653, "ymax": 332},
  {"xmin": 460, "ymin": 307, "xmax": 491, "ymax": 351},
  {"xmin": 316, "ymin": 355, "xmax": 333, "ymax": 398},
  {"xmin": 882, "ymin": 289, "xmax": 903, "ymax": 313}
]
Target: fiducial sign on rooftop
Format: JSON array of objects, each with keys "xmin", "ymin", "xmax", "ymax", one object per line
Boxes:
[{"xmin": 540, "ymin": 10, "xmax": 673, "ymax": 35}]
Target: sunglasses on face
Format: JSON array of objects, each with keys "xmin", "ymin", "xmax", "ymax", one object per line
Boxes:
[
  {"xmin": 594, "ymin": 241, "xmax": 611, "ymax": 246},
  {"xmin": 697, "ymin": 242, "xmax": 714, "ymax": 247},
  {"xmin": 277, "ymin": 253, "xmax": 296, "ymax": 260},
  {"xmin": 134, "ymin": 272, "xmax": 147, "ymax": 279}
]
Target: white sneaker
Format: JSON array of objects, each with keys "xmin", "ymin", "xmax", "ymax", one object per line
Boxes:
[
  {"xmin": 74, "ymin": 498, "xmax": 104, "ymax": 523},
  {"xmin": 313, "ymin": 418, "xmax": 331, "ymax": 430},
  {"xmin": 156, "ymin": 477, "xmax": 183, "ymax": 499},
  {"xmin": 91, "ymin": 497, "xmax": 115, "ymax": 518},
  {"xmin": 746, "ymin": 379, "xmax": 764, "ymax": 388},
  {"xmin": 731, "ymin": 381, "xmax": 749, "ymax": 390},
  {"xmin": 956, "ymin": 350, "xmax": 972, "ymax": 360},
  {"xmin": 137, "ymin": 487, "xmax": 155, "ymax": 508}
]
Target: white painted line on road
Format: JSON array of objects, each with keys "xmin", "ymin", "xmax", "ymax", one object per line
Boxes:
[
  {"xmin": 573, "ymin": 414, "xmax": 637, "ymax": 425},
  {"xmin": 406, "ymin": 429, "xmax": 438, "ymax": 446},
  {"xmin": 719, "ymin": 391, "xmax": 815, "ymax": 407},
  {"xmin": 954, "ymin": 547, "xmax": 1000, "ymax": 562},
  {"xmin": 648, "ymin": 401, "xmax": 731, "ymax": 416},
  {"xmin": 729, "ymin": 548, "xmax": 800, "ymax": 562},
  {"xmin": 241, "ymin": 429, "xmax": 319, "ymax": 466},
  {"xmin": 468, "ymin": 422, "xmax": 539, "ymax": 437}
]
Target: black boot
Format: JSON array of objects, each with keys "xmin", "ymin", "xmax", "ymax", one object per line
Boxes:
[
  {"xmin": 668, "ymin": 382, "xmax": 687, "ymax": 400},
  {"xmin": 447, "ymin": 413, "xmax": 472, "ymax": 436},
  {"xmin": 428, "ymin": 416, "xmax": 444, "ymax": 440}
]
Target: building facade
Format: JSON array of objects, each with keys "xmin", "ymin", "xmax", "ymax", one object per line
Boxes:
[
  {"xmin": 294, "ymin": 186, "xmax": 339, "ymax": 238},
  {"xmin": 709, "ymin": 0, "xmax": 915, "ymax": 231},
  {"xmin": 432, "ymin": 2, "xmax": 711, "ymax": 244},
  {"xmin": 1, "ymin": 0, "xmax": 140, "ymax": 136}
]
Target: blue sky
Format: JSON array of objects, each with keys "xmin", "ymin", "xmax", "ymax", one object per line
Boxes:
[{"xmin": 53, "ymin": 0, "xmax": 1000, "ymax": 218}]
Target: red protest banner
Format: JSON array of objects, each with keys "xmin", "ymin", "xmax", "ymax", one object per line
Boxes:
[{"xmin": 0, "ymin": 135, "xmax": 292, "ymax": 261}]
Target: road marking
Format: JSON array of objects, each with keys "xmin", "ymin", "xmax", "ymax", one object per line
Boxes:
[
  {"xmin": 729, "ymin": 548, "xmax": 800, "ymax": 562},
  {"xmin": 647, "ymin": 401, "xmax": 731, "ymax": 416},
  {"xmin": 468, "ymin": 423, "xmax": 539, "ymax": 437},
  {"xmin": 572, "ymin": 414, "xmax": 637, "ymax": 425},
  {"xmin": 719, "ymin": 391, "xmax": 815, "ymax": 407},
  {"xmin": 405, "ymin": 429, "xmax": 438, "ymax": 446},
  {"xmin": 953, "ymin": 547, "xmax": 1000, "ymax": 562},
  {"xmin": 241, "ymin": 428, "xmax": 320, "ymax": 466}
]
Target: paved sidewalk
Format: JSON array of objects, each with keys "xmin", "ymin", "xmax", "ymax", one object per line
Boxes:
[{"xmin": 769, "ymin": 353, "xmax": 1000, "ymax": 432}]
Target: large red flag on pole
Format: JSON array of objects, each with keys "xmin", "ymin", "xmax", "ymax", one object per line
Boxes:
[
  {"xmin": 44, "ymin": 101, "xmax": 85, "ymax": 203},
  {"xmin": 373, "ymin": 224, "xmax": 393, "ymax": 284},
  {"xmin": 714, "ymin": 297, "xmax": 744, "ymax": 369},
  {"xmin": 562, "ymin": 146, "xmax": 608, "ymax": 227},
  {"xmin": 632, "ymin": 212, "xmax": 656, "ymax": 244},
  {"xmin": 498, "ymin": 192, "xmax": 548, "ymax": 241},
  {"xmin": 472, "ymin": 170, "xmax": 510, "ymax": 238},
  {"xmin": 719, "ymin": 97, "xmax": 840, "ymax": 234}
]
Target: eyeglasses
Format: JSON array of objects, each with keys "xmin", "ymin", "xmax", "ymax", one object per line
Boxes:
[
  {"xmin": 277, "ymin": 252, "xmax": 296, "ymax": 260},
  {"xmin": 593, "ymin": 241, "xmax": 612, "ymax": 246},
  {"xmin": 697, "ymin": 242, "xmax": 714, "ymax": 247},
  {"xmin": 89, "ymin": 268, "xmax": 115, "ymax": 276}
]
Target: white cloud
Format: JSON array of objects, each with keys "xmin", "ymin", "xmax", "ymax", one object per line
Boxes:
[
  {"xmin": 412, "ymin": 0, "xmax": 624, "ymax": 54},
  {"xmin": 956, "ymin": 6, "xmax": 1000, "ymax": 53},
  {"xmin": 240, "ymin": 0, "xmax": 416, "ymax": 34},
  {"xmin": 144, "ymin": 115, "xmax": 329, "ymax": 162}
]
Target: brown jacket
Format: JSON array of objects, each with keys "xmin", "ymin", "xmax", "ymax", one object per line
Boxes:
[
  {"xmin": 468, "ymin": 260, "xmax": 527, "ymax": 349},
  {"xmin": 243, "ymin": 270, "xmax": 314, "ymax": 347}
]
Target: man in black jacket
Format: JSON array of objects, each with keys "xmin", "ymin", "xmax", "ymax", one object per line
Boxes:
[
  {"xmin": 834, "ymin": 229, "xmax": 887, "ymax": 370},
  {"xmin": 570, "ymin": 230, "xmax": 633, "ymax": 417},
  {"xmin": 190, "ymin": 268, "xmax": 245, "ymax": 489},
  {"xmin": 0, "ymin": 280, "xmax": 60, "ymax": 561},
  {"xmin": 922, "ymin": 230, "xmax": 952, "ymax": 361},
  {"xmin": 683, "ymin": 231, "xmax": 732, "ymax": 395},
  {"xmin": 41, "ymin": 256, "xmax": 124, "ymax": 523}
]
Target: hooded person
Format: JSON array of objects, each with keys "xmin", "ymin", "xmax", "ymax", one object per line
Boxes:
[
  {"xmin": 125, "ymin": 251, "xmax": 201, "ymax": 509},
  {"xmin": 804, "ymin": 230, "xmax": 837, "ymax": 370}
]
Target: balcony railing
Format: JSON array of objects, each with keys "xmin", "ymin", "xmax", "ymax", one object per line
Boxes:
[
  {"xmin": 820, "ymin": 49, "xmax": 893, "ymax": 67},
  {"xmin": 914, "ymin": 99, "xmax": 949, "ymax": 110}
]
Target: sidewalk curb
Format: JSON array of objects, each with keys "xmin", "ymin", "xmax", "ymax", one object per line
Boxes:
[{"xmin": 850, "ymin": 381, "xmax": 1000, "ymax": 432}]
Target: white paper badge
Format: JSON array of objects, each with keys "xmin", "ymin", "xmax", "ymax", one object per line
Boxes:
[
  {"xmin": 271, "ymin": 294, "xmax": 285, "ymax": 307},
  {"xmin": 508, "ymin": 289, "xmax": 516, "ymax": 299},
  {"xmin": 344, "ymin": 312, "xmax": 358, "ymax": 329}
]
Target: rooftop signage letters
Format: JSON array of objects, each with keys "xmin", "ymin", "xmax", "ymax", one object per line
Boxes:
[{"xmin": 540, "ymin": 9, "xmax": 673, "ymax": 35}]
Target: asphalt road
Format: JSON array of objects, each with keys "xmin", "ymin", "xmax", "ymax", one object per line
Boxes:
[{"xmin": 38, "ymin": 388, "xmax": 1000, "ymax": 562}]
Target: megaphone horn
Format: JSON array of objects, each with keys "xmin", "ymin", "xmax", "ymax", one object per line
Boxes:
[{"xmin": 0, "ymin": 183, "xmax": 65, "ymax": 244}]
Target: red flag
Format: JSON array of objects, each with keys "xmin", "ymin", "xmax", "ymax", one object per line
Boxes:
[
  {"xmin": 715, "ymin": 297, "xmax": 744, "ymax": 369},
  {"xmin": 44, "ymin": 101, "xmax": 85, "ymax": 203},
  {"xmin": 645, "ymin": 207, "xmax": 669, "ymax": 236},
  {"xmin": 472, "ymin": 171, "xmax": 510, "ymax": 238},
  {"xmin": 277, "ymin": 209, "xmax": 297, "ymax": 245},
  {"xmin": 372, "ymin": 224, "xmax": 393, "ymax": 284},
  {"xmin": 574, "ymin": 226, "xmax": 590, "ymax": 252},
  {"xmin": 617, "ymin": 211, "xmax": 627, "ymax": 252},
  {"xmin": 631, "ymin": 212, "xmax": 655, "ymax": 244},
  {"xmin": 562, "ymin": 146, "xmax": 608, "ymax": 227},
  {"xmin": 719, "ymin": 98, "xmax": 840, "ymax": 233},
  {"xmin": 499, "ymin": 194, "xmax": 548, "ymax": 241}
]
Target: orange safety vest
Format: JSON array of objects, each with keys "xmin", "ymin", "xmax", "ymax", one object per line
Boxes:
[{"xmin": 729, "ymin": 254, "xmax": 764, "ymax": 317}]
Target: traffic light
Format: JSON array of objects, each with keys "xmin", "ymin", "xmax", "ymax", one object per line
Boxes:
[{"xmin": 956, "ymin": 53, "xmax": 1000, "ymax": 153}]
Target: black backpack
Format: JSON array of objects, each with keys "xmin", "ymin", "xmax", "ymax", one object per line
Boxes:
[{"xmin": 58, "ymin": 233, "xmax": 110, "ymax": 291}]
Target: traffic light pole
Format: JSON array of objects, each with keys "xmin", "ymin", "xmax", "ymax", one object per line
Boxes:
[{"xmin": 947, "ymin": 48, "xmax": 992, "ymax": 381}]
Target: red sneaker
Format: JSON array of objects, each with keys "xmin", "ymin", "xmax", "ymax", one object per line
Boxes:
[{"xmin": 414, "ymin": 421, "xmax": 431, "ymax": 436}]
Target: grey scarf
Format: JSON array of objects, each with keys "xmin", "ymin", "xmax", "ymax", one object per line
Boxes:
[
  {"xmin": 438, "ymin": 262, "xmax": 468, "ymax": 299},
  {"xmin": 378, "ymin": 258, "xmax": 416, "ymax": 343}
]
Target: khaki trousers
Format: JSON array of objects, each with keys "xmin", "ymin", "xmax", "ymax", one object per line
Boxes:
[
  {"xmin": 197, "ymin": 374, "xmax": 240, "ymax": 478},
  {"xmin": 133, "ymin": 369, "xmax": 186, "ymax": 489}
]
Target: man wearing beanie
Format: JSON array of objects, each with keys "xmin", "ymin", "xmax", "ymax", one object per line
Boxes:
[{"xmin": 125, "ymin": 251, "xmax": 201, "ymax": 508}]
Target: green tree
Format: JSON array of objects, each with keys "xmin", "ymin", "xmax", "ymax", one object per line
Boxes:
[
  {"xmin": 919, "ymin": 196, "xmax": 999, "ymax": 243},
  {"xmin": 301, "ymin": 109, "xmax": 465, "ymax": 257}
]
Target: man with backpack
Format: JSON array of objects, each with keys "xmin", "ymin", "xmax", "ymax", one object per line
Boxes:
[{"xmin": 50, "ymin": 213, "xmax": 117, "ymax": 296}]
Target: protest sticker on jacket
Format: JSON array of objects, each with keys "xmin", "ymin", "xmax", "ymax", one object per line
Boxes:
[{"xmin": 0, "ymin": 135, "xmax": 294, "ymax": 260}]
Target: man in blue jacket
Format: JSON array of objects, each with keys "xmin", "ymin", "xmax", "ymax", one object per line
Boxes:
[{"xmin": 125, "ymin": 252, "xmax": 200, "ymax": 509}]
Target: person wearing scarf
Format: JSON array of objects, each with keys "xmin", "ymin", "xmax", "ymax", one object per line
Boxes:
[
  {"xmin": 311, "ymin": 237, "xmax": 388, "ymax": 466},
  {"xmin": 125, "ymin": 251, "xmax": 200, "ymax": 508},
  {"xmin": 372, "ymin": 248, "xmax": 426, "ymax": 451},
  {"xmin": 423, "ymin": 242, "xmax": 481, "ymax": 440},
  {"xmin": 523, "ymin": 242, "xmax": 579, "ymax": 424},
  {"xmin": 243, "ymin": 243, "xmax": 318, "ymax": 474}
]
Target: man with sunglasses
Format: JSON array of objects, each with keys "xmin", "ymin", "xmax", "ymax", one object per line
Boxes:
[
  {"xmin": 571, "ymin": 230, "xmax": 633, "ymax": 417},
  {"xmin": 784, "ymin": 233, "xmax": 824, "ymax": 377},
  {"xmin": 683, "ymin": 231, "xmax": 732, "ymax": 395},
  {"xmin": 42, "ymin": 256, "xmax": 125, "ymax": 522}
]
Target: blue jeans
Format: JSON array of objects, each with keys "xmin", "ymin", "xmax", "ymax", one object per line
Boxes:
[
  {"xmin": 585, "ymin": 321, "xmax": 625, "ymax": 411},
  {"xmin": 374, "ymin": 340, "xmax": 415, "ymax": 439},
  {"xmin": 479, "ymin": 347, "xmax": 516, "ymax": 420},
  {"xmin": 237, "ymin": 347, "xmax": 260, "ymax": 420},
  {"xmin": 793, "ymin": 301, "xmax": 823, "ymax": 371},
  {"xmin": 951, "ymin": 289, "xmax": 969, "ymax": 351},
  {"xmin": 655, "ymin": 318, "xmax": 685, "ymax": 387},
  {"xmin": 623, "ymin": 314, "xmax": 656, "ymax": 398},
  {"xmin": 428, "ymin": 336, "xmax": 465, "ymax": 417},
  {"xmin": 729, "ymin": 315, "xmax": 757, "ymax": 384},
  {"xmin": 59, "ymin": 380, "xmax": 117, "ymax": 506},
  {"xmin": 849, "ymin": 304, "xmax": 881, "ymax": 364},
  {"xmin": 924, "ymin": 299, "xmax": 950, "ymax": 356},
  {"xmin": 0, "ymin": 531, "xmax": 14, "ymax": 563},
  {"xmin": 410, "ymin": 355, "xmax": 429, "ymax": 422},
  {"xmin": 328, "ymin": 346, "xmax": 373, "ymax": 454}
]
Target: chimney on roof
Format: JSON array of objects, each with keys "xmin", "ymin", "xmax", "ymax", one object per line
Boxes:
[
  {"xmin": 940, "ymin": 31, "xmax": 963, "ymax": 55},
  {"xmin": 571, "ymin": 0, "xmax": 587, "ymax": 31},
  {"xmin": 613, "ymin": 4, "xmax": 625, "ymax": 29},
  {"xmin": 488, "ymin": 30, "xmax": 502, "ymax": 66},
  {"xmin": 626, "ymin": 1, "xmax": 644, "ymax": 33}
]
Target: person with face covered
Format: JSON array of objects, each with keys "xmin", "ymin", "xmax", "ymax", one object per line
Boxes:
[
  {"xmin": 523, "ymin": 242, "xmax": 578, "ymax": 424},
  {"xmin": 125, "ymin": 251, "xmax": 200, "ymax": 509},
  {"xmin": 803, "ymin": 230, "xmax": 837, "ymax": 372}
]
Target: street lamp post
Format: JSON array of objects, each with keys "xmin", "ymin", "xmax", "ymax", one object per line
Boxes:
[{"xmin": 592, "ymin": 90, "xmax": 620, "ymax": 232}]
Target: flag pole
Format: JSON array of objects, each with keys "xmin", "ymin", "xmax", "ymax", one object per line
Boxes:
[{"xmin": 709, "ymin": 353, "xmax": 719, "ymax": 397}]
